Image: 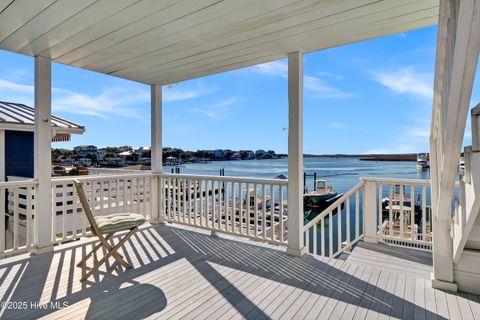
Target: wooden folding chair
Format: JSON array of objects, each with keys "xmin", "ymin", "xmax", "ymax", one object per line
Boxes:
[{"xmin": 73, "ymin": 179, "xmax": 146, "ymax": 282}]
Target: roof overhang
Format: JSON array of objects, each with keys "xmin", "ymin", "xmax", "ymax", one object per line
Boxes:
[
  {"xmin": 0, "ymin": 0, "xmax": 439, "ymax": 85},
  {"xmin": 0, "ymin": 122, "xmax": 85, "ymax": 135}
]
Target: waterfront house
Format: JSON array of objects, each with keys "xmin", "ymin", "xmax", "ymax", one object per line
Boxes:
[
  {"xmin": 0, "ymin": 1, "xmax": 479, "ymax": 319},
  {"xmin": 0, "ymin": 101, "xmax": 84, "ymax": 182},
  {"xmin": 241, "ymin": 150, "xmax": 256, "ymax": 160},
  {"xmin": 255, "ymin": 149, "xmax": 267, "ymax": 159},
  {"xmin": 95, "ymin": 149, "xmax": 105, "ymax": 162},
  {"xmin": 213, "ymin": 149, "xmax": 226, "ymax": 160},
  {"xmin": 73, "ymin": 145, "xmax": 97, "ymax": 162}
]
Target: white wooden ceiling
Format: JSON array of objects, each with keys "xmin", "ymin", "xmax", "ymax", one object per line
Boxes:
[{"xmin": 0, "ymin": 0, "xmax": 439, "ymax": 85}]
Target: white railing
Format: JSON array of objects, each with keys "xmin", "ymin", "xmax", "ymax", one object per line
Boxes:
[
  {"xmin": 362, "ymin": 177, "xmax": 432, "ymax": 250},
  {"xmin": 1, "ymin": 179, "xmax": 37, "ymax": 257},
  {"xmin": 304, "ymin": 177, "xmax": 432, "ymax": 258},
  {"xmin": 304, "ymin": 181, "xmax": 365, "ymax": 258},
  {"xmin": 7, "ymin": 173, "xmax": 152, "ymax": 245},
  {"xmin": 159, "ymin": 173, "xmax": 288, "ymax": 245},
  {"xmin": 1, "ymin": 172, "xmax": 433, "ymax": 260},
  {"xmin": 88, "ymin": 167, "xmax": 149, "ymax": 175},
  {"xmin": 50, "ymin": 173, "xmax": 152, "ymax": 243}
]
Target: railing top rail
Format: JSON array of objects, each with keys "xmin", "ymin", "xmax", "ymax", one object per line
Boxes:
[
  {"xmin": 304, "ymin": 180, "xmax": 365, "ymax": 230},
  {"xmin": 361, "ymin": 177, "xmax": 430, "ymax": 185},
  {"xmin": 52, "ymin": 172, "xmax": 152, "ymax": 184},
  {"xmin": 0, "ymin": 179, "xmax": 38, "ymax": 188},
  {"xmin": 89, "ymin": 168, "xmax": 147, "ymax": 174},
  {"xmin": 159, "ymin": 173, "xmax": 288, "ymax": 185}
]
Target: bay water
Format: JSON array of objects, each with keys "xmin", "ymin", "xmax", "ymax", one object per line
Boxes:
[{"xmin": 166, "ymin": 157, "xmax": 431, "ymax": 255}]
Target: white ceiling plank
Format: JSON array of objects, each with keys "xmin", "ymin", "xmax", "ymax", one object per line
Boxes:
[
  {"xmin": 0, "ymin": 0, "xmax": 440, "ymax": 85},
  {"xmin": 17, "ymin": 0, "xmax": 142, "ymax": 56},
  {"xmin": 39, "ymin": 0, "xmax": 181, "ymax": 60},
  {"xmin": 76, "ymin": 0, "xmax": 329, "ymax": 71},
  {"xmin": 56, "ymin": 0, "xmax": 222, "ymax": 65},
  {"xmin": 0, "ymin": 0, "xmax": 97, "ymax": 52},
  {"xmin": 145, "ymin": 16, "xmax": 437, "ymax": 85},
  {"xmin": 0, "ymin": 0, "xmax": 55, "ymax": 42},
  {"xmin": 122, "ymin": 2, "xmax": 438, "ymax": 83},
  {"xmin": 103, "ymin": 0, "xmax": 435, "ymax": 79},
  {"xmin": 0, "ymin": 0, "xmax": 14, "ymax": 13}
]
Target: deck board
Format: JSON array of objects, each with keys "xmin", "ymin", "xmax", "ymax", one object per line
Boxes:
[{"xmin": 0, "ymin": 224, "xmax": 479, "ymax": 320}]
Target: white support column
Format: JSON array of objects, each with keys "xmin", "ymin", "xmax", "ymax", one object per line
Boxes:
[
  {"xmin": 0, "ymin": 129, "xmax": 5, "ymax": 182},
  {"xmin": 150, "ymin": 84, "xmax": 163, "ymax": 223},
  {"xmin": 363, "ymin": 181, "xmax": 378, "ymax": 243},
  {"xmin": 430, "ymin": 0, "xmax": 480, "ymax": 292},
  {"xmin": 286, "ymin": 52, "xmax": 306, "ymax": 257},
  {"xmin": 32, "ymin": 56, "xmax": 53, "ymax": 254}
]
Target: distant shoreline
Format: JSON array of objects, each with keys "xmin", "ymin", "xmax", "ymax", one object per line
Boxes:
[{"xmin": 300, "ymin": 153, "xmax": 418, "ymax": 161}]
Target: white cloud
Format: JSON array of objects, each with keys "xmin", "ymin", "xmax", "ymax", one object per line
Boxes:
[
  {"xmin": 304, "ymin": 76, "xmax": 351, "ymax": 98},
  {"xmin": 188, "ymin": 96, "xmax": 238, "ymax": 120},
  {"xmin": 328, "ymin": 121, "xmax": 348, "ymax": 129},
  {"xmin": 188, "ymin": 107, "xmax": 219, "ymax": 119},
  {"xmin": 0, "ymin": 78, "xmax": 150, "ymax": 119},
  {"xmin": 253, "ymin": 61, "xmax": 351, "ymax": 98},
  {"xmin": 163, "ymin": 84, "xmax": 216, "ymax": 102},
  {"xmin": 217, "ymin": 97, "xmax": 237, "ymax": 107},
  {"xmin": 52, "ymin": 87, "xmax": 150, "ymax": 119},
  {"xmin": 371, "ymin": 67, "xmax": 433, "ymax": 98},
  {"xmin": 254, "ymin": 61, "xmax": 288, "ymax": 78},
  {"xmin": 0, "ymin": 79, "xmax": 34, "ymax": 93},
  {"xmin": 316, "ymin": 71, "xmax": 344, "ymax": 80},
  {"xmin": 0, "ymin": 77, "xmax": 218, "ymax": 120}
]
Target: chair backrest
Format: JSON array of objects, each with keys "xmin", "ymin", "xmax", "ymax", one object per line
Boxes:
[{"xmin": 73, "ymin": 179, "xmax": 102, "ymax": 236}]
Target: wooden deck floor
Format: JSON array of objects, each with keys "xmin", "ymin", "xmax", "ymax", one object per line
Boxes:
[{"xmin": 0, "ymin": 224, "xmax": 479, "ymax": 320}]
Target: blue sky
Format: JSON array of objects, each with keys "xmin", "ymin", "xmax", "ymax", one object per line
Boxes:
[{"xmin": 0, "ymin": 26, "xmax": 478, "ymax": 154}]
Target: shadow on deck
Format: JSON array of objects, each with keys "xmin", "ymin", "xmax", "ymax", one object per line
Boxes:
[{"xmin": 0, "ymin": 224, "xmax": 478, "ymax": 319}]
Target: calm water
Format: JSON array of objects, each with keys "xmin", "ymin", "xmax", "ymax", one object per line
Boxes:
[
  {"xmin": 166, "ymin": 157, "xmax": 430, "ymax": 193},
  {"xmin": 164, "ymin": 157, "xmax": 431, "ymax": 256}
]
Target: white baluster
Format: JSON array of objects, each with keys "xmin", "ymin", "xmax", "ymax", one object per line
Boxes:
[
  {"xmin": 410, "ymin": 184, "xmax": 415, "ymax": 241},
  {"xmin": 329, "ymin": 211, "xmax": 333, "ymax": 257},
  {"xmin": 321, "ymin": 218, "xmax": 325, "ymax": 256},
  {"xmin": 355, "ymin": 191, "xmax": 360, "ymax": 239},
  {"xmin": 246, "ymin": 184, "xmax": 251, "ymax": 237},
  {"xmin": 346, "ymin": 197, "xmax": 351, "ymax": 247},
  {"xmin": 62, "ymin": 184, "xmax": 67, "ymax": 241},
  {"xmin": 337, "ymin": 205, "xmax": 342, "ymax": 253},
  {"xmin": 26, "ymin": 186, "xmax": 33, "ymax": 249},
  {"xmin": 279, "ymin": 185, "xmax": 284, "ymax": 242},
  {"xmin": 0, "ymin": 187, "xmax": 5, "ymax": 256},
  {"xmin": 13, "ymin": 187, "xmax": 19, "ymax": 250},
  {"xmin": 422, "ymin": 184, "xmax": 427, "ymax": 242},
  {"xmin": 262, "ymin": 184, "xmax": 267, "ymax": 239}
]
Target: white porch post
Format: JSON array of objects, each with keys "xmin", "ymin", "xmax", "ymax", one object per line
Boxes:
[
  {"xmin": 33, "ymin": 56, "xmax": 53, "ymax": 254},
  {"xmin": 150, "ymin": 84, "xmax": 163, "ymax": 223},
  {"xmin": 286, "ymin": 51, "xmax": 306, "ymax": 256},
  {"xmin": 430, "ymin": 0, "xmax": 480, "ymax": 291},
  {"xmin": 363, "ymin": 181, "xmax": 378, "ymax": 243}
]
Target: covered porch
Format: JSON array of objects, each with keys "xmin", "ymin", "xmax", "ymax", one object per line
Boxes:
[
  {"xmin": 1, "ymin": 223, "xmax": 478, "ymax": 319},
  {"xmin": 0, "ymin": 0, "xmax": 479, "ymax": 317}
]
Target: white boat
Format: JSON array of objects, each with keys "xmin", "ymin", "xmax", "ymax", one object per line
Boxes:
[
  {"xmin": 416, "ymin": 153, "xmax": 429, "ymax": 168},
  {"xmin": 304, "ymin": 179, "xmax": 338, "ymax": 204},
  {"xmin": 459, "ymin": 157, "xmax": 465, "ymax": 172}
]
